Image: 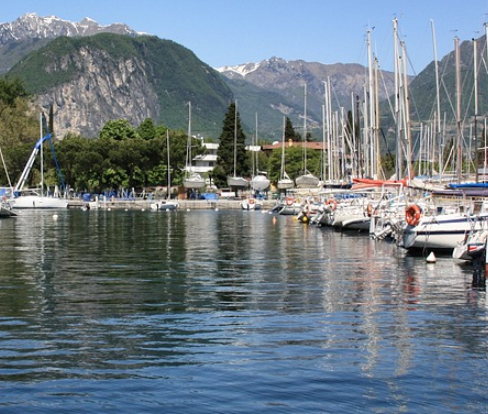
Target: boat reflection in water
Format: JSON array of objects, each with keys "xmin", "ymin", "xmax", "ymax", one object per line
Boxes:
[{"xmin": 0, "ymin": 210, "xmax": 486, "ymax": 412}]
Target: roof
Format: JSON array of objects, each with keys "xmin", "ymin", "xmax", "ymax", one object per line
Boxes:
[{"xmin": 262, "ymin": 140, "xmax": 326, "ymax": 151}]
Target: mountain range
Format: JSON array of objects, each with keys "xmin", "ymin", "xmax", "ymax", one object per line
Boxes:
[{"xmin": 0, "ymin": 13, "xmax": 483, "ymax": 147}]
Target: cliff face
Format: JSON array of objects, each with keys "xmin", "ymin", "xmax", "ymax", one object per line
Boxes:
[
  {"xmin": 8, "ymin": 33, "xmax": 234, "ymax": 138},
  {"xmin": 37, "ymin": 47, "xmax": 160, "ymax": 138}
]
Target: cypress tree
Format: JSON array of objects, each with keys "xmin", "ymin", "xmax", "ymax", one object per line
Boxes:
[
  {"xmin": 285, "ymin": 117, "xmax": 300, "ymax": 142},
  {"xmin": 213, "ymin": 102, "xmax": 249, "ymax": 187}
]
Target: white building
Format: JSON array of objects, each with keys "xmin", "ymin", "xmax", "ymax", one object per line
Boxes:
[{"xmin": 192, "ymin": 142, "xmax": 219, "ymax": 174}]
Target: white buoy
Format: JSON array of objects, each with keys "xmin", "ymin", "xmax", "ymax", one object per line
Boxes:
[
  {"xmin": 426, "ymin": 252, "xmax": 436, "ymax": 263},
  {"xmin": 186, "ymin": 208, "xmax": 190, "ymax": 212},
  {"xmin": 52, "ymin": 214, "xmax": 58, "ymax": 220}
]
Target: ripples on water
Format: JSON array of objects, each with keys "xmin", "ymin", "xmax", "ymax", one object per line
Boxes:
[{"xmin": 0, "ymin": 209, "xmax": 487, "ymax": 413}]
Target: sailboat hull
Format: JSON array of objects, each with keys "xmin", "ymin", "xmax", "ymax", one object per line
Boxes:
[
  {"xmin": 277, "ymin": 179, "xmax": 294, "ymax": 190},
  {"xmin": 183, "ymin": 173, "xmax": 206, "ymax": 189},
  {"xmin": 150, "ymin": 200, "xmax": 179, "ymax": 211},
  {"xmin": 227, "ymin": 176, "xmax": 249, "ymax": 188},
  {"xmin": 11, "ymin": 195, "xmax": 68, "ymax": 209},
  {"xmin": 295, "ymin": 174, "xmax": 320, "ymax": 188},
  {"xmin": 251, "ymin": 175, "xmax": 270, "ymax": 191}
]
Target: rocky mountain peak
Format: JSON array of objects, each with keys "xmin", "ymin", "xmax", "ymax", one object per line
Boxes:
[{"xmin": 0, "ymin": 13, "xmax": 141, "ymax": 45}]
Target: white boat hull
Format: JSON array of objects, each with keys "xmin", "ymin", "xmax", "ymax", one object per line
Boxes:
[
  {"xmin": 150, "ymin": 200, "xmax": 179, "ymax": 211},
  {"xmin": 183, "ymin": 174, "xmax": 206, "ymax": 189},
  {"xmin": 341, "ymin": 216, "xmax": 371, "ymax": 231},
  {"xmin": 227, "ymin": 176, "xmax": 249, "ymax": 188},
  {"xmin": 251, "ymin": 175, "xmax": 270, "ymax": 191},
  {"xmin": 11, "ymin": 195, "xmax": 68, "ymax": 209},
  {"xmin": 295, "ymin": 174, "xmax": 319, "ymax": 188},
  {"xmin": 0, "ymin": 202, "xmax": 17, "ymax": 217},
  {"xmin": 241, "ymin": 199, "xmax": 261, "ymax": 211},
  {"xmin": 402, "ymin": 213, "xmax": 488, "ymax": 251},
  {"xmin": 277, "ymin": 179, "xmax": 294, "ymax": 190}
]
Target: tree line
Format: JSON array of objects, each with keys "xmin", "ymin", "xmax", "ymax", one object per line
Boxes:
[{"xmin": 0, "ymin": 77, "xmax": 323, "ymax": 195}]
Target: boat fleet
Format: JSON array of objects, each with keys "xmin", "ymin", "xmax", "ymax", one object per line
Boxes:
[{"xmin": 269, "ymin": 178, "xmax": 488, "ymax": 269}]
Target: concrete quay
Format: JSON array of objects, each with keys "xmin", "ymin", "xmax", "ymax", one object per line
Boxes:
[{"xmin": 68, "ymin": 198, "xmax": 279, "ymax": 211}]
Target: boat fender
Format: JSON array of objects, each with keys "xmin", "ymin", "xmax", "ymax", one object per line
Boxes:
[
  {"xmin": 405, "ymin": 204, "xmax": 421, "ymax": 226},
  {"xmin": 326, "ymin": 199, "xmax": 338, "ymax": 211},
  {"xmin": 366, "ymin": 204, "xmax": 374, "ymax": 217}
]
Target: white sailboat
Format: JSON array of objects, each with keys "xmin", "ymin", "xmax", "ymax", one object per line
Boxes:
[
  {"xmin": 250, "ymin": 113, "xmax": 270, "ymax": 192},
  {"xmin": 10, "ymin": 114, "xmax": 68, "ymax": 209},
  {"xmin": 277, "ymin": 116, "xmax": 294, "ymax": 190},
  {"xmin": 295, "ymin": 84, "xmax": 319, "ymax": 188},
  {"xmin": 227, "ymin": 101, "xmax": 249, "ymax": 188},
  {"xmin": 183, "ymin": 101, "xmax": 205, "ymax": 190},
  {"xmin": 151, "ymin": 129, "xmax": 179, "ymax": 211}
]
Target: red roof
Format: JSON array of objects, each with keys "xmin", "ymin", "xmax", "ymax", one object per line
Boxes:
[{"xmin": 262, "ymin": 140, "xmax": 326, "ymax": 151}]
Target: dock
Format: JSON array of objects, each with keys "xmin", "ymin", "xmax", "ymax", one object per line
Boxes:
[{"xmin": 68, "ymin": 198, "xmax": 278, "ymax": 211}]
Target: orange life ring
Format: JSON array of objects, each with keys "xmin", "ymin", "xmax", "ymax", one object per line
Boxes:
[
  {"xmin": 286, "ymin": 197, "xmax": 294, "ymax": 206},
  {"xmin": 366, "ymin": 204, "xmax": 373, "ymax": 217},
  {"xmin": 326, "ymin": 199, "xmax": 338, "ymax": 210},
  {"xmin": 405, "ymin": 204, "xmax": 421, "ymax": 226}
]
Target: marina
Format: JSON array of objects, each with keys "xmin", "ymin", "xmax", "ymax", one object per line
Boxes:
[{"xmin": 0, "ymin": 209, "xmax": 487, "ymax": 413}]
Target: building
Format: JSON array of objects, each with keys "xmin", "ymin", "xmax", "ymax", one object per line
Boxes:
[{"xmin": 192, "ymin": 142, "xmax": 219, "ymax": 174}]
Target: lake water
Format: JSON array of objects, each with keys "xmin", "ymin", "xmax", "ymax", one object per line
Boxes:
[{"xmin": 0, "ymin": 209, "xmax": 487, "ymax": 413}]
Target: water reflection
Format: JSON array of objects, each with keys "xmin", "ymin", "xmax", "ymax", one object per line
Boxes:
[{"xmin": 1, "ymin": 210, "xmax": 488, "ymax": 412}]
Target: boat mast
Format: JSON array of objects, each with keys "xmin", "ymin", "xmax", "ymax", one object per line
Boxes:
[
  {"xmin": 280, "ymin": 116, "xmax": 286, "ymax": 180},
  {"xmin": 40, "ymin": 113, "xmax": 44, "ymax": 196},
  {"xmin": 166, "ymin": 129, "xmax": 171, "ymax": 199},
  {"xmin": 374, "ymin": 56, "xmax": 382, "ymax": 179},
  {"xmin": 473, "ymin": 37, "xmax": 479, "ymax": 182},
  {"xmin": 455, "ymin": 36, "xmax": 462, "ymax": 183},
  {"xmin": 303, "ymin": 84, "xmax": 307, "ymax": 173},
  {"xmin": 186, "ymin": 101, "xmax": 192, "ymax": 178},
  {"xmin": 234, "ymin": 100, "xmax": 237, "ymax": 178},
  {"xmin": 367, "ymin": 28, "xmax": 376, "ymax": 178},
  {"xmin": 393, "ymin": 18, "xmax": 402, "ymax": 180},
  {"xmin": 254, "ymin": 112, "xmax": 258, "ymax": 177},
  {"xmin": 401, "ymin": 40, "xmax": 413, "ymax": 180},
  {"xmin": 431, "ymin": 19, "xmax": 442, "ymax": 178}
]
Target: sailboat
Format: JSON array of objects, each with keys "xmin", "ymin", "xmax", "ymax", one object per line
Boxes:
[
  {"xmin": 250, "ymin": 113, "xmax": 270, "ymax": 192},
  {"xmin": 227, "ymin": 101, "xmax": 249, "ymax": 188},
  {"xmin": 277, "ymin": 116, "xmax": 294, "ymax": 190},
  {"xmin": 151, "ymin": 130, "xmax": 179, "ymax": 211},
  {"xmin": 9, "ymin": 114, "xmax": 68, "ymax": 209},
  {"xmin": 183, "ymin": 101, "xmax": 205, "ymax": 190},
  {"xmin": 295, "ymin": 84, "xmax": 319, "ymax": 188}
]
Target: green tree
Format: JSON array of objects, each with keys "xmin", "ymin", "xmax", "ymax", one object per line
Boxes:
[
  {"xmin": 0, "ymin": 76, "xmax": 28, "ymax": 108},
  {"xmin": 285, "ymin": 117, "xmax": 301, "ymax": 142},
  {"xmin": 213, "ymin": 102, "xmax": 249, "ymax": 187},
  {"xmin": 100, "ymin": 119, "xmax": 137, "ymax": 140},
  {"xmin": 0, "ymin": 76, "xmax": 37, "ymax": 186},
  {"xmin": 137, "ymin": 118, "xmax": 157, "ymax": 140}
]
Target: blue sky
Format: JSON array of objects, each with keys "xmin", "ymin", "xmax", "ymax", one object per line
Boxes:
[{"xmin": 3, "ymin": 0, "xmax": 488, "ymax": 74}]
